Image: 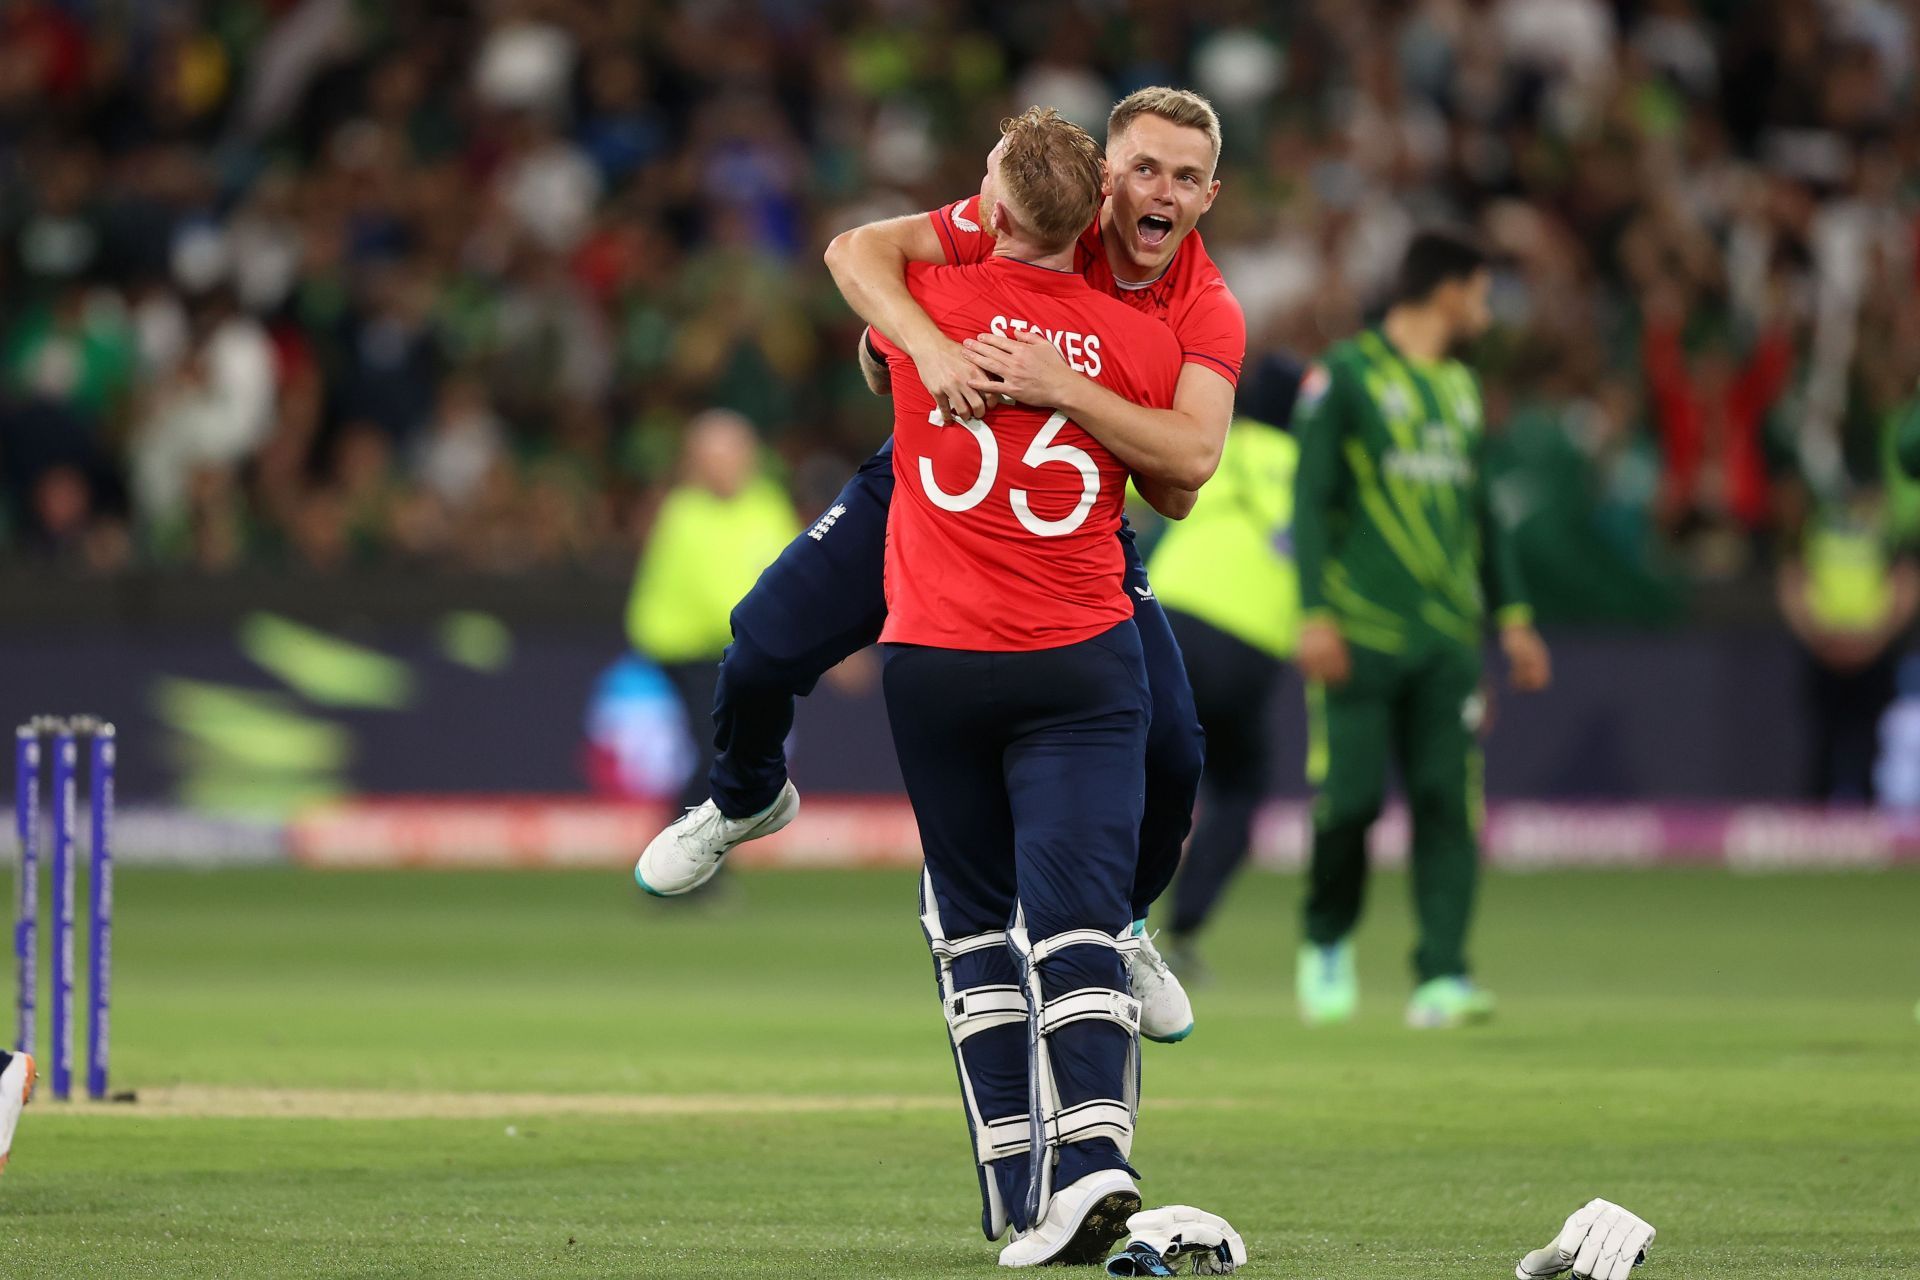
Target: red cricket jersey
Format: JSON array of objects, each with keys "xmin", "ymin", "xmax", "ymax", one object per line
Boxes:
[
  {"xmin": 927, "ymin": 194, "xmax": 1246, "ymax": 386},
  {"xmin": 872, "ymin": 256, "xmax": 1181, "ymax": 651}
]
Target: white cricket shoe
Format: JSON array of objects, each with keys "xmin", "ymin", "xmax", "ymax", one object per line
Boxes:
[
  {"xmin": 0, "ymin": 1051, "xmax": 36, "ymax": 1175},
  {"xmin": 635, "ymin": 782, "xmax": 799, "ymax": 897},
  {"xmin": 1126, "ymin": 923, "xmax": 1194, "ymax": 1043},
  {"xmin": 998, "ymin": 1168, "xmax": 1141, "ymax": 1267}
]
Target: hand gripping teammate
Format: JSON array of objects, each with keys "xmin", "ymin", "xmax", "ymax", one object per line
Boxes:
[
  {"xmin": 638, "ymin": 88, "xmax": 1246, "ymax": 1046},
  {"xmin": 868, "ymin": 107, "xmax": 1185, "ymax": 1267}
]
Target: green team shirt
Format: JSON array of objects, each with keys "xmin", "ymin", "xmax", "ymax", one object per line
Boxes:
[{"xmin": 1292, "ymin": 328, "xmax": 1529, "ymax": 655}]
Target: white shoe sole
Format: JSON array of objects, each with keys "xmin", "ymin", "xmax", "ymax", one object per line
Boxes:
[{"xmin": 998, "ymin": 1170, "xmax": 1140, "ymax": 1267}]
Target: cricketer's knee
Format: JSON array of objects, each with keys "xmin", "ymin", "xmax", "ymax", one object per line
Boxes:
[
  {"xmin": 1313, "ymin": 772, "xmax": 1385, "ymax": 839},
  {"xmin": 703, "ymin": 632, "xmax": 807, "ymax": 819},
  {"xmin": 1407, "ymin": 785, "xmax": 1473, "ymax": 852},
  {"xmin": 919, "ymin": 875, "xmax": 1033, "ymax": 1240},
  {"xmin": 1302, "ymin": 781, "xmax": 1383, "ymax": 944},
  {"xmin": 1008, "ymin": 901, "xmax": 1142, "ymax": 1226},
  {"xmin": 717, "ymin": 625, "xmax": 826, "ymax": 704}
]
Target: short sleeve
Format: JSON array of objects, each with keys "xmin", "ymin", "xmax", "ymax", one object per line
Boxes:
[
  {"xmin": 925, "ymin": 195, "xmax": 993, "ymax": 266},
  {"xmin": 1174, "ymin": 282, "xmax": 1247, "ymax": 386}
]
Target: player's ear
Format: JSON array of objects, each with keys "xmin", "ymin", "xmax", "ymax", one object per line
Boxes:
[
  {"xmin": 988, "ymin": 199, "xmax": 1011, "ymax": 239},
  {"xmin": 1200, "ymin": 176, "xmax": 1221, "ymax": 214},
  {"xmin": 1098, "ymin": 158, "xmax": 1112, "ymax": 200}
]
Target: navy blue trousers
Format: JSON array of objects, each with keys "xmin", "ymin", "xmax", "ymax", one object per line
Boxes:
[
  {"xmin": 885, "ymin": 625, "xmax": 1148, "ymax": 1226},
  {"xmin": 711, "ymin": 440, "xmax": 1203, "ymax": 921}
]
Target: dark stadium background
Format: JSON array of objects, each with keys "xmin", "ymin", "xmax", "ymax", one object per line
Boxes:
[{"xmin": 4, "ymin": 0, "xmax": 1920, "ymax": 857}]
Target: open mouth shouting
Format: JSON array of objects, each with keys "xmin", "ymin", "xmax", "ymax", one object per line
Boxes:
[{"xmin": 1137, "ymin": 213, "xmax": 1174, "ymax": 249}]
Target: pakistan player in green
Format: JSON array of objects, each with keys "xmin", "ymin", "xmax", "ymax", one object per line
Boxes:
[{"xmin": 1290, "ymin": 230, "xmax": 1552, "ymax": 1029}]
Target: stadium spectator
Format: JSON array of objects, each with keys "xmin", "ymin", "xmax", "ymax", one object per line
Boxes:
[
  {"xmin": 1777, "ymin": 491, "xmax": 1920, "ymax": 802},
  {"xmin": 129, "ymin": 282, "xmax": 276, "ymax": 541},
  {"xmin": 1, "ymin": 279, "xmax": 134, "ymax": 535},
  {"xmin": 0, "ymin": 0, "xmax": 1913, "ymax": 658},
  {"xmin": 624, "ymin": 410, "xmax": 798, "ymax": 809},
  {"xmin": 1639, "ymin": 280, "xmax": 1793, "ymax": 555}
]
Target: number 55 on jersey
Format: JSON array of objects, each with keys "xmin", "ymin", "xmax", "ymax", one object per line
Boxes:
[{"xmin": 872, "ymin": 257, "xmax": 1183, "ymax": 653}]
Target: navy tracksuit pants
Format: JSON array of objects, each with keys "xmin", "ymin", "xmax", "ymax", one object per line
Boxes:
[{"xmin": 708, "ymin": 439, "xmax": 1204, "ymax": 922}]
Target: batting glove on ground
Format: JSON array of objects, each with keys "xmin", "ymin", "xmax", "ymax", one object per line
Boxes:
[
  {"xmin": 1105, "ymin": 1206, "xmax": 1247, "ymax": 1276},
  {"xmin": 1517, "ymin": 1199, "xmax": 1655, "ymax": 1280}
]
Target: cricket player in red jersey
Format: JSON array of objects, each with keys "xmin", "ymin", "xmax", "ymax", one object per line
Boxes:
[
  {"xmin": 869, "ymin": 109, "xmax": 1182, "ymax": 1268},
  {"xmin": 641, "ymin": 89, "xmax": 1241, "ymax": 1052}
]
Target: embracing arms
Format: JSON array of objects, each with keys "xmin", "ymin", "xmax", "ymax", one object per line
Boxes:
[
  {"xmin": 824, "ymin": 213, "xmax": 1227, "ymax": 518},
  {"xmin": 824, "ymin": 214, "xmax": 993, "ymax": 421},
  {"xmin": 960, "ymin": 332, "xmax": 1231, "ymax": 495}
]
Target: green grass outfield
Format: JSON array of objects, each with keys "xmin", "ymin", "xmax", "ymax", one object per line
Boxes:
[{"xmin": 3, "ymin": 865, "xmax": 1918, "ymax": 1278}]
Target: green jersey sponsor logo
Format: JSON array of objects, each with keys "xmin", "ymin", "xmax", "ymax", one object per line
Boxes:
[{"xmin": 1383, "ymin": 423, "xmax": 1475, "ymax": 488}]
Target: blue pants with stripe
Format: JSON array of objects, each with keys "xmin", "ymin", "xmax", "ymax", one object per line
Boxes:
[{"xmin": 709, "ymin": 439, "xmax": 1203, "ymax": 921}]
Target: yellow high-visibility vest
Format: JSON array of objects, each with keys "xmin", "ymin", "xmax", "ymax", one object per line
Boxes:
[
  {"xmin": 627, "ymin": 477, "xmax": 799, "ymax": 663},
  {"xmin": 1148, "ymin": 418, "xmax": 1300, "ymax": 659},
  {"xmin": 1806, "ymin": 517, "xmax": 1892, "ymax": 631}
]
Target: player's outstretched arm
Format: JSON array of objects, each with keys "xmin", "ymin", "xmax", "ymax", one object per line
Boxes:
[
  {"xmin": 824, "ymin": 214, "xmax": 989, "ymax": 420},
  {"xmin": 963, "ymin": 331, "xmax": 1230, "ymax": 490}
]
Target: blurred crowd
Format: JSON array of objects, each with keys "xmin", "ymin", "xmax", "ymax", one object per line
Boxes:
[{"xmin": 3, "ymin": 0, "xmax": 1919, "ymax": 609}]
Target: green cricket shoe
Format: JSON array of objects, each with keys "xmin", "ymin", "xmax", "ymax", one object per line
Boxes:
[
  {"xmin": 1405, "ymin": 976, "xmax": 1496, "ymax": 1029},
  {"xmin": 1295, "ymin": 941, "xmax": 1358, "ymax": 1025}
]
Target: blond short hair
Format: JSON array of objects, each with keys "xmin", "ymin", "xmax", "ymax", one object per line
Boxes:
[
  {"xmin": 1107, "ymin": 87, "xmax": 1223, "ymax": 175},
  {"xmin": 996, "ymin": 107, "xmax": 1105, "ymax": 251}
]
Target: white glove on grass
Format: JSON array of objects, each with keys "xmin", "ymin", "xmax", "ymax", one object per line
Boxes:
[
  {"xmin": 1106, "ymin": 1206, "xmax": 1247, "ymax": 1276},
  {"xmin": 1517, "ymin": 1199, "xmax": 1655, "ymax": 1280}
]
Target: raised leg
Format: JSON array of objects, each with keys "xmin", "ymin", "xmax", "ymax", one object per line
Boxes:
[{"xmin": 707, "ymin": 444, "xmax": 894, "ymax": 818}]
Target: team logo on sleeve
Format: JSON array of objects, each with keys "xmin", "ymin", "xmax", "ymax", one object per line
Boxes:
[
  {"xmin": 950, "ymin": 200, "xmax": 980, "ymax": 233},
  {"xmin": 807, "ymin": 503, "xmax": 848, "ymax": 542},
  {"xmin": 1297, "ymin": 364, "xmax": 1331, "ymax": 413}
]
